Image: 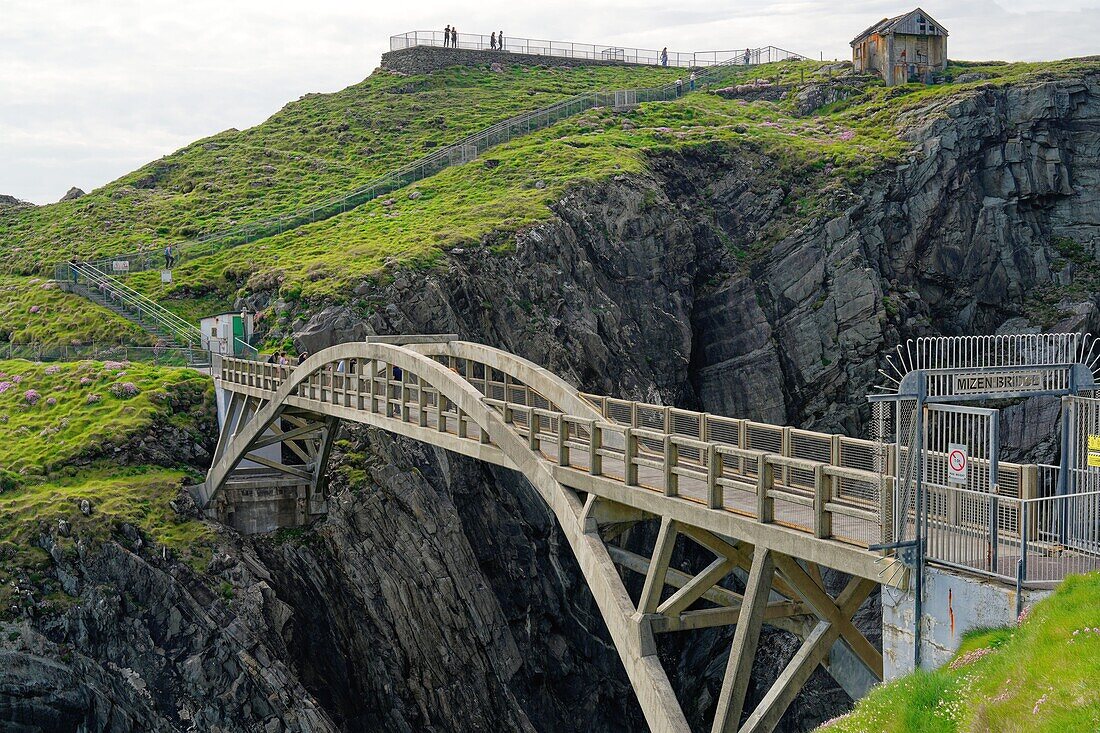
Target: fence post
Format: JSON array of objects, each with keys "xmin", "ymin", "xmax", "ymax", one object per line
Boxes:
[
  {"xmin": 706, "ymin": 444, "xmax": 721, "ymax": 509},
  {"xmin": 417, "ymin": 379, "xmax": 428, "ymax": 427},
  {"xmin": 529, "ymin": 409, "xmax": 540, "ymax": 452},
  {"xmin": 814, "ymin": 465, "xmax": 833, "ymax": 538},
  {"xmin": 624, "ymin": 428, "xmax": 638, "ymax": 486},
  {"xmin": 558, "ymin": 417, "xmax": 570, "ymax": 467},
  {"xmin": 756, "ymin": 453, "xmax": 774, "ymax": 522},
  {"xmin": 589, "ymin": 421, "xmax": 602, "ymax": 476},
  {"xmin": 664, "ymin": 435, "xmax": 678, "ymax": 496}
]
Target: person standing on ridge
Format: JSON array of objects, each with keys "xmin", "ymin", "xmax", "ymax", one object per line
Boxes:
[
  {"xmin": 661, "ymin": 47, "xmax": 668, "ymax": 66},
  {"xmin": 451, "ymin": 26, "xmax": 458, "ymax": 49},
  {"xmin": 444, "ymin": 25, "xmax": 451, "ymax": 47},
  {"xmin": 498, "ymin": 30, "xmax": 504, "ymax": 51},
  {"xmin": 490, "ymin": 31, "xmax": 496, "ymax": 50}
]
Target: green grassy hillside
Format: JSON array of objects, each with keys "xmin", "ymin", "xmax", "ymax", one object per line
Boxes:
[
  {"xmin": 3, "ymin": 57, "xmax": 1097, "ymax": 340},
  {"xmin": 0, "ymin": 358, "xmax": 211, "ymax": 477},
  {"xmin": 118, "ymin": 58, "xmax": 1100, "ymax": 308},
  {"xmin": 0, "ymin": 64, "xmax": 680, "ymax": 275},
  {"xmin": 0, "ymin": 275, "xmax": 152, "ymax": 347},
  {"xmin": 820, "ymin": 572, "xmax": 1100, "ymax": 733}
]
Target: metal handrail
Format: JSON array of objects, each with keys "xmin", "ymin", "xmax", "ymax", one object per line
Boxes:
[
  {"xmin": 56, "ymin": 262, "xmax": 258, "ymax": 358},
  {"xmin": 71, "ymin": 263, "xmax": 199, "ymax": 343},
  {"xmin": 70, "ymin": 53, "xmax": 753, "ymax": 278}
]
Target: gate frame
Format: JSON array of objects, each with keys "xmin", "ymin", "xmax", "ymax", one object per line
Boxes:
[{"xmin": 868, "ymin": 333, "xmax": 1100, "ymax": 668}]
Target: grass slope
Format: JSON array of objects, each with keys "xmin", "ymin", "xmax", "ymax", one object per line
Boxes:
[
  {"xmin": 0, "ymin": 466, "xmax": 214, "ymax": 617},
  {"xmin": 820, "ymin": 572, "xmax": 1100, "ymax": 733},
  {"xmin": 0, "ymin": 358, "xmax": 211, "ymax": 477},
  {"xmin": 0, "ymin": 275, "xmax": 151, "ymax": 347},
  {"xmin": 120, "ymin": 58, "xmax": 1100, "ymax": 307},
  {"xmin": 0, "ymin": 64, "xmax": 680, "ymax": 275}
]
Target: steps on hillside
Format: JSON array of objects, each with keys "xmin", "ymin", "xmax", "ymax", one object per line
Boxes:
[{"xmin": 74, "ymin": 284, "xmax": 187, "ymax": 348}]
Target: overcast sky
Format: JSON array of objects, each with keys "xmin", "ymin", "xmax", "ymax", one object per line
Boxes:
[{"xmin": 1, "ymin": 0, "xmax": 1097, "ymax": 205}]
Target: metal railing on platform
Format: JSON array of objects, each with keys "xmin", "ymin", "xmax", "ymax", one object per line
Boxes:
[{"xmin": 390, "ymin": 31, "xmax": 808, "ymax": 68}]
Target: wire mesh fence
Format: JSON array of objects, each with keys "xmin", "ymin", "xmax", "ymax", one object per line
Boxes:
[{"xmin": 1, "ymin": 342, "xmax": 212, "ymax": 368}]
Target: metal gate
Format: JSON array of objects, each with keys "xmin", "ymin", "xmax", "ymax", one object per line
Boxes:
[
  {"xmin": 1063, "ymin": 396, "xmax": 1100, "ymax": 554},
  {"xmin": 922, "ymin": 404, "xmax": 1004, "ymax": 576}
]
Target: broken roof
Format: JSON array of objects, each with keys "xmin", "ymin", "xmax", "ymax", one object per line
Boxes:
[{"xmin": 850, "ymin": 7, "xmax": 948, "ymax": 45}]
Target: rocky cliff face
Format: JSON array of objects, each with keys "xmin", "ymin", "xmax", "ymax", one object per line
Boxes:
[{"xmin": 3, "ymin": 73, "xmax": 1099, "ymax": 732}]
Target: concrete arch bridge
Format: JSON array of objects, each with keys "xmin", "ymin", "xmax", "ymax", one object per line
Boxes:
[{"xmin": 194, "ymin": 337, "xmax": 1086, "ymax": 733}]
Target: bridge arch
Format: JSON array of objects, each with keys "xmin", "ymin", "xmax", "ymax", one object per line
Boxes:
[
  {"xmin": 201, "ymin": 340, "xmax": 894, "ymax": 733},
  {"xmin": 201, "ymin": 341, "xmax": 690, "ymax": 732}
]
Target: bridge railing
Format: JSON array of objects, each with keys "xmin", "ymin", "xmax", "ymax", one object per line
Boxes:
[{"xmin": 390, "ymin": 31, "xmax": 808, "ymax": 68}]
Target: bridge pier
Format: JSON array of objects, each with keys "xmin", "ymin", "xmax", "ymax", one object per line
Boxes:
[{"xmin": 881, "ymin": 564, "xmax": 1051, "ymax": 679}]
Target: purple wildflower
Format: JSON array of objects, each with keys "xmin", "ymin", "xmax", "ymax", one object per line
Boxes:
[
  {"xmin": 108, "ymin": 382, "xmax": 139, "ymax": 399},
  {"xmin": 23, "ymin": 389, "xmax": 40, "ymax": 405}
]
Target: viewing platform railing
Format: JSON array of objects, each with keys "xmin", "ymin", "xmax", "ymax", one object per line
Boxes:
[{"xmin": 389, "ymin": 31, "xmax": 808, "ymax": 68}]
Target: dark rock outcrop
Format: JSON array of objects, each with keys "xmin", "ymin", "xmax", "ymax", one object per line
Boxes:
[
  {"xmin": 59, "ymin": 187, "xmax": 85, "ymax": 202},
  {"xmin": 0, "ymin": 194, "xmax": 33, "ymax": 210}
]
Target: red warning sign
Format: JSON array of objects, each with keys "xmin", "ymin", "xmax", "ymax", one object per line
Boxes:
[{"xmin": 948, "ymin": 443, "xmax": 968, "ymax": 484}]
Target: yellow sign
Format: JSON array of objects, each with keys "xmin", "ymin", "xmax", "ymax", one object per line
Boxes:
[{"xmin": 1089, "ymin": 436, "xmax": 1100, "ymax": 467}]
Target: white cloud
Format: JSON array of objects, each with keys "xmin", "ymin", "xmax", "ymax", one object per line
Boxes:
[{"xmin": 1, "ymin": 0, "xmax": 1097, "ymax": 204}]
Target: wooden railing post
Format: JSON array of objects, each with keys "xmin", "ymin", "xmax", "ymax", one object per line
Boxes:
[
  {"xmin": 706, "ymin": 444, "xmax": 721, "ymax": 509},
  {"xmin": 589, "ymin": 421, "xmax": 602, "ymax": 476},
  {"xmin": 529, "ymin": 410, "xmax": 540, "ymax": 452},
  {"xmin": 813, "ymin": 465, "xmax": 833, "ymax": 539},
  {"xmin": 624, "ymin": 428, "xmax": 638, "ymax": 486},
  {"xmin": 756, "ymin": 453, "xmax": 774, "ymax": 522},
  {"xmin": 417, "ymin": 380, "xmax": 428, "ymax": 427},
  {"xmin": 436, "ymin": 388, "xmax": 447, "ymax": 432},
  {"xmin": 558, "ymin": 417, "xmax": 570, "ymax": 466},
  {"xmin": 664, "ymin": 435, "xmax": 678, "ymax": 496},
  {"xmin": 368, "ymin": 360, "xmax": 377, "ymax": 413}
]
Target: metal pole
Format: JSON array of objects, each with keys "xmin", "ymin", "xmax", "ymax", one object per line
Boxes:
[{"xmin": 913, "ymin": 373, "xmax": 927, "ymax": 670}]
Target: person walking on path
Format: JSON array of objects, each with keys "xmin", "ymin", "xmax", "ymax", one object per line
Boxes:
[
  {"xmin": 661, "ymin": 47, "xmax": 668, "ymax": 67},
  {"xmin": 490, "ymin": 32, "xmax": 496, "ymax": 50},
  {"xmin": 675, "ymin": 77, "xmax": 683, "ymax": 97},
  {"xmin": 163, "ymin": 244, "xmax": 174, "ymax": 269},
  {"xmin": 689, "ymin": 70, "xmax": 697, "ymax": 91},
  {"xmin": 451, "ymin": 27, "xmax": 458, "ymax": 49},
  {"xmin": 444, "ymin": 25, "xmax": 451, "ymax": 47},
  {"xmin": 498, "ymin": 31, "xmax": 504, "ymax": 51}
]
